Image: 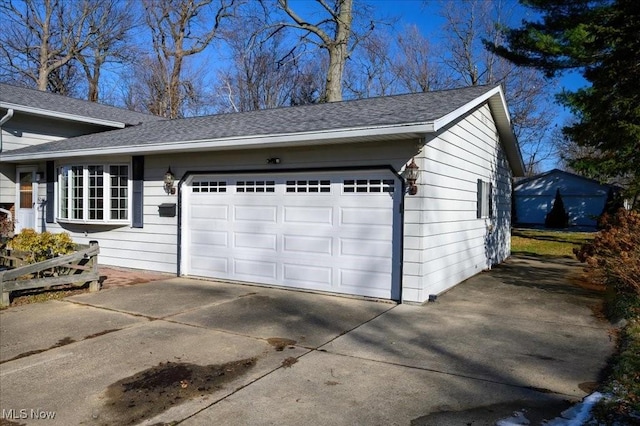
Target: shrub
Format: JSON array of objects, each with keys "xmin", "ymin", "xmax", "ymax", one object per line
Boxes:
[
  {"xmin": 593, "ymin": 318, "xmax": 640, "ymax": 422},
  {"xmin": 0, "ymin": 213, "xmax": 13, "ymax": 239},
  {"xmin": 8, "ymin": 229, "xmax": 76, "ymax": 263},
  {"xmin": 575, "ymin": 209, "xmax": 640, "ymax": 318},
  {"xmin": 598, "ymin": 188, "xmax": 626, "ymax": 229},
  {"xmin": 545, "ymin": 189, "xmax": 570, "ymax": 228}
]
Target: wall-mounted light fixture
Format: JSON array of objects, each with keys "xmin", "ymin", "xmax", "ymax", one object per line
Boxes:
[
  {"xmin": 402, "ymin": 158, "xmax": 420, "ymax": 195},
  {"xmin": 163, "ymin": 167, "xmax": 176, "ymax": 195},
  {"xmin": 266, "ymin": 157, "xmax": 281, "ymax": 165}
]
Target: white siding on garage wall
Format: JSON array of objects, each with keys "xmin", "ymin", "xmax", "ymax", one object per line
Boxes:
[
  {"xmin": 402, "ymin": 104, "xmax": 513, "ymax": 301},
  {"xmin": 42, "ymin": 140, "xmax": 419, "ymax": 275}
]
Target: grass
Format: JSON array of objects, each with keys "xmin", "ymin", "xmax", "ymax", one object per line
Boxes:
[{"xmin": 511, "ymin": 228, "xmax": 595, "ymax": 258}]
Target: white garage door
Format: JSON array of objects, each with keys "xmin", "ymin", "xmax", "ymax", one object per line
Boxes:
[{"xmin": 182, "ymin": 170, "xmax": 401, "ymax": 299}]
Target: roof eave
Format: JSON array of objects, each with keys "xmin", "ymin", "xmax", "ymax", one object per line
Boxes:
[
  {"xmin": 0, "ymin": 122, "xmax": 435, "ymax": 162},
  {"xmin": 0, "ymin": 102, "xmax": 126, "ymax": 129},
  {"xmin": 432, "ymin": 85, "xmax": 525, "ymax": 177}
]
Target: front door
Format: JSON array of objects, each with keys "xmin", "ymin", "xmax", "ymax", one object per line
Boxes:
[{"xmin": 15, "ymin": 167, "xmax": 36, "ymax": 233}]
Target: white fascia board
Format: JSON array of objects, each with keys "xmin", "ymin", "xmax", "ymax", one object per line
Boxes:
[
  {"xmin": 0, "ymin": 121, "xmax": 435, "ymax": 162},
  {"xmin": 0, "ymin": 102, "xmax": 126, "ymax": 129},
  {"xmin": 431, "ymin": 85, "xmax": 505, "ymax": 132},
  {"xmin": 432, "ymin": 85, "xmax": 525, "ymax": 177}
]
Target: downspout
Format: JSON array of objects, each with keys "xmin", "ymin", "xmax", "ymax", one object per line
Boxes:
[
  {"xmin": 0, "ymin": 208, "xmax": 10, "ymax": 223},
  {"xmin": 0, "ymin": 108, "xmax": 15, "ymax": 153}
]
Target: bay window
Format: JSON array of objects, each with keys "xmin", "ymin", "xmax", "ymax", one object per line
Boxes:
[{"xmin": 58, "ymin": 164, "xmax": 130, "ymax": 223}]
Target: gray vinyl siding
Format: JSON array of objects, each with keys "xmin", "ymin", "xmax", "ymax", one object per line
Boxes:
[
  {"xmin": 0, "ymin": 162, "xmax": 15, "ymax": 205},
  {"xmin": 402, "ymin": 104, "xmax": 513, "ymax": 301}
]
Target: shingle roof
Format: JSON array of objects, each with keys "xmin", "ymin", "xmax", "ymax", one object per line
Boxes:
[
  {"xmin": 0, "ymin": 83, "xmax": 162, "ymax": 126},
  {"xmin": 2, "ymin": 85, "xmax": 500, "ymax": 157},
  {"xmin": 514, "ymin": 168, "xmax": 619, "ymax": 190}
]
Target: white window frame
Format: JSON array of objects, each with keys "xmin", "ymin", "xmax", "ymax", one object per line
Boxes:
[
  {"xmin": 477, "ymin": 179, "xmax": 492, "ymax": 219},
  {"xmin": 56, "ymin": 163, "xmax": 131, "ymax": 225}
]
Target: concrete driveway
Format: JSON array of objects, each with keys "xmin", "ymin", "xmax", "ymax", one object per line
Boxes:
[{"xmin": 0, "ymin": 256, "xmax": 614, "ymax": 425}]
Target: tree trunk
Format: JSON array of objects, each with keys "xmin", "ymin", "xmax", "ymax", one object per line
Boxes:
[{"xmin": 323, "ymin": 0, "xmax": 352, "ymax": 102}]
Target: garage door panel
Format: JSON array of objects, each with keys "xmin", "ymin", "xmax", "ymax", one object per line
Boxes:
[
  {"xmin": 184, "ymin": 171, "xmax": 399, "ymax": 300},
  {"xmin": 340, "ymin": 207, "xmax": 393, "ymax": 226},
  {"xmin": 340, "ymin": 238, "xmax": 391, "ymax": 258},
  {"xmin": 190, "ymin": 231, "xmax": 228, "ymax": 247},
  {"xmin": 283, "ymin": 263, "xmax": 332, "ymax": 286},
  {"xmin": 192, "ymin": 255, "xmax": 228, "ymax": 274},
  {"xmin": 234, "ymin": 232, "xmax": 277, "ymax": 251},
  {"xmin": 191, "ymin": 204, "xmax": 228, "ymax": 220},
  {"xmin": 283, "ymin": 235, "xmax": 333, "ymax": 255},
  {"xmin": 233, "ymin": 259, "xmax": 277, "ymax": 280},
  {"xmin": 340, "ymin": 269, "xmax": 391, "ymax": 295},
  {"xmin": 283, "ymin": 206, "xmax": 333, "ymax": 224},
  {"xmin": 234, "ymin": 205, "xmax": 278, "ymax": 222}
]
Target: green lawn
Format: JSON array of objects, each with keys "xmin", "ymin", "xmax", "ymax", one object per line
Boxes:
[{"xmin": 511, "ymin": 228, "xmax": 595, "ymax": 258}]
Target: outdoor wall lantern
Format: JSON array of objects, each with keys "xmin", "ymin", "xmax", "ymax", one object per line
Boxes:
[
  {"xmin": 402, "ymin": 158, "xmax": 420, "ymax": 195},
  {"xmin": 164, "ymin": 167, "xmax": 176, "ymax": 195}
]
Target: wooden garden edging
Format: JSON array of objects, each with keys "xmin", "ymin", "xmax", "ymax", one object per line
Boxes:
[{"xmin": 0, "ymin": 241, "xmax": 100, "ymax": 307}]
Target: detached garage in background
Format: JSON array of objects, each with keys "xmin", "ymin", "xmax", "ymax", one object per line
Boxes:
[
  {"xmin": 1, "ymin": 84, "xmax": 524, "ymax": 303},
  {"xmin": 514, "ymin": 169, "xmax": 618, "ymax": 229}
]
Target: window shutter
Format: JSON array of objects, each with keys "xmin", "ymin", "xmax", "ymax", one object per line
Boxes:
[
  {"xmin": 477, "ymin": 179, "xmax": 483, "ymax": 219},
  {"xmin": 132, "ymin": 156, "xmax": 144, "ymax": 228},
  {"xmin": 46, "ymin": 161, "xmax": 55, "ymax": 223},
  {"xmin": 489, "ymin": 182, "xmax": 493, "ymax": 218}
]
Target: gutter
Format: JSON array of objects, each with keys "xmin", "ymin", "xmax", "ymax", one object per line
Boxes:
[
  {"xmin": 0, "ymin": 122, "xmax": 435, "ymax": 162},
  {"xmin": 0, "ymin": 108, "xmax": 15, "ymax": 153},
  {"xmin": 0, "ymin": 102, "xmax": 125, "ymax": 129},
  {"xmin": 0, "ymin": 207, "xmax": 11, "ymax": 223}
]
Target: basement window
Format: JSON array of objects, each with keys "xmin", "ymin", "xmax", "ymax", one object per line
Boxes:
[{"xmin": 58, "ymin": 164, "xmax": 130, "ymax": 223}]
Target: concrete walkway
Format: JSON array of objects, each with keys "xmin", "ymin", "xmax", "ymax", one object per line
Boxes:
[{"xmin": 0, "ymin": 256, "xmax": 614, "ymax": 425}]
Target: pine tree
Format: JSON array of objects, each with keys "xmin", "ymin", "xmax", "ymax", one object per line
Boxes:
[
  {"xmin": 487, "ymin": 0, "xmax": 640, "ymax": 201},
  {"xmin": 545, "ymin": 189, "xmax": 570, "ymax": 228}
]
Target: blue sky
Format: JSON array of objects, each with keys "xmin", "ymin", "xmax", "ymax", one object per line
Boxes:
[
  {"xmin": 373, "ymin": 0, "xmax": 586, "ymax": 91},
  {"xmin": 365, "ymin": 0, "xmax": 588, "ymax": 170}
]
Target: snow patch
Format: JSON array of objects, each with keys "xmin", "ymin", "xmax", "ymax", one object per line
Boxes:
[
  {"xmin": 496, "ymin": 410, "xmax": 530, "ymax": 425},
  {"xmin": 495, "ymin": 392, "xmax": 606, "ymax": 426},
  {"xmin": 543, "ymin": 392, "xmax": 605, "ymax": 426}
]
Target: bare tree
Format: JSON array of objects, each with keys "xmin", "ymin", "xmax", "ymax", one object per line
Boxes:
[
  {"xmin": 0, "ymin": 0, "xmax": 100, "ymax": 93},
  {"xmin": 139, "ymin": 0, "xmax": 236, "ymax": 118},
  {"xmin": 393, "ymin": 24, "xmax": 450, "ymax": 93},
  {"xmin": 344, "ymin": 32, "xmax": 396, "ymax": 98},
  {"xmin": 216, "ymin": 12, "xmax": 319, "ymax": 112},
  {"xmin": 273, "ymin": 0, "xmax": 355, "ymax": 102},
  {"xmin": 75, "ymin": 0, "xmax": 136, "ymax": 102},
  {"xmin": 437, "ymin": 0, "xmax": 557, "ymax": 175}
]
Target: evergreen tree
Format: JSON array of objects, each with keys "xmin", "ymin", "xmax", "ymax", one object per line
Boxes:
[
  {"xmin": 545, "ymin": 189, "xmax": 570, "ymax": 228},
  {"xmin": 598, "ymin": 187, "xmax": 625, "ymax": 228},
  {"xmin": 487, "ymin": 0, "xmax": 640, "ymax": 201}
]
